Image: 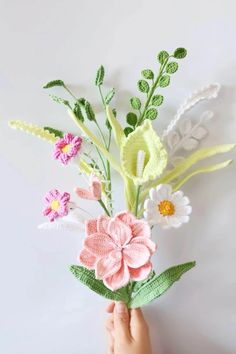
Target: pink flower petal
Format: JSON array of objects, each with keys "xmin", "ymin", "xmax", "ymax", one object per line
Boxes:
[
  {"xmin": 130, "ymin": 236, "xmax": 157, "ymax": 254},
  {"xmin": 123, "ymin": 243, "xmax": 150, "ymax": 268},
  {"xmin": 64, "ymin": 133, "xmax": 74, "ymax": 143},
  {"xmin": 96, "ymin": 251, "xmax": 122, "ymax": 279},
  {"xmin": 91, "ymin": 177, "xmax": 102, "ymax": 200},
  {"xmin": 129, "ymin": 262, "xmax": 152, "ymax": 281},
  {"xmin": 75, "ymin": 187, "xmax": 96, "ymax": 200},
  {"xmin": 131, "ymin": 220, "xmax": 151, "ymax": 238},
  {"xmin": 97, "ymin": 215, "xmax": 110, "ymax": 234},
  {"xmin": 104, "ymin": 261, "xmax": 130, "ymax": 291},
  {"xmin": 108, "ymin": 218, "xmax": 132, "ymax": 246},
  {"xmin": 85, "ymin": 219, "xmax": 98, "ymax": 236},
  {"xmin": 79, "ymin": 249, "xmax": 97, "ymax": 269},
  {"xmin": 116, "ymin": 211, "xmax": 136, "ymax": 225},
  {"xmin": 84, "ymin": 233, "xmax": 115, "ymax": 257}
]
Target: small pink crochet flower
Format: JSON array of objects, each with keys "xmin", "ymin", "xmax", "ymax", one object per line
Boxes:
[
  {"xmin": 43, "ymin": 189, "xmax": 70, "ymax": 222},
  {"xmin": 75, "ymin": 174, "xmax": 102, "ymax": 201},
  {"xmin": 79, "ymin": 211, "xmax": 157, "ymax": 291},
  {"xmin": 54, "ymin": 133, "xmax": 83, "ymax": 165}
]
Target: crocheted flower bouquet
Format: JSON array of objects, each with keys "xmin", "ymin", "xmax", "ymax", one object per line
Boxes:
[{"xmin": 9, "ymin": 48, "xmax": 235, "ymax": 308}]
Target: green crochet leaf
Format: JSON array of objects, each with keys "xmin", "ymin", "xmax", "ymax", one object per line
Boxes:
[
  {"xmin": 43, "ymin": 79, "xmax": 65, "ymax": 89},
  {"xmin": 159, "ymin": 144, "xmax": 236, "ymax": 185},
  {"xmin": 124, "ymin": 127, "xmax": 134, "ymax": 136},
  {"xmin": 70, "ymin": 265, "xmax": 129, "ymax": 302},
  {"xmin": 157, "ymin": 50, "xmax": 169, "ymax": 64},
  {"xmin": 73, "ymin": 102, "xmax": 84, "ymax": 122},
  {"xmin": 9, "ymin": 120, "xmax": 58, "ymax": 143},
  {"xmin": 130, "ymin": 97, "xmax": 142, "ymax": 110},
  {"xmin": 105, "ymin": 88, "xmax": 115, "ymax": 104},
  {"xmin": 44, "ymin": 126, "xmax": 64, "ymax": 138},
  {"xmin": 85, "ymin": 101, "xmax": 96, "ymax": 121},
  {"xmin": 173, "ymin": 47, "xmax": 187, "ymax": 59},
  {"xmin": 141, "ymin": 69, "xmax": 154, "ymax": 80},
  {"xmin": 95, "ymin": 65, "xmax": 105, "ymax": 86},
  {"xmin": 138, "ymin": 80, "xmax": 150, "ymax": 93},
  {"xmin": 159, "ymin": 75, "xmax": 170, "ymax": 88},
  {"xmin": 151, "ymin": 95, "xmax": 164, "ymax": 106},
  {"xmin": 172, "ymin": 159, "xmax": 233, "ymax": 191},
  {"xmin": 128, "ymin": 261, "xmax": 196, "ymax": 308},
  {"xmin": 126, "ymin": 112, "xmax": 137, "ymax": 126},
  {"xmin": 106, "ymin": 106, "xmax": 125, "ymax": 147},
  {"xmin": 166, "ymin": 62, "xmax": 179, "ymax": 74},
  {"xmin": 49, "ymin": 94, "xmax": 70, "ymax": 107},
  {"xmin": 145, "ymin": 108, "xmax": 158, "ymax": 120},
  {"xmin": 120, "ymin": 120, "xmax": 168, "ymax": 185}
]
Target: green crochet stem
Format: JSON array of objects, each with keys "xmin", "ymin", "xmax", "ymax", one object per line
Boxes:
[{"xmin": 70, "ymin": 261, "xmax": 196, "ymax": 308}]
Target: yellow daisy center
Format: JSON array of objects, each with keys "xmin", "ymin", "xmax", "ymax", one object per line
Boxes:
[
  {"xmin": 61, "ymin": 144, "xmax": 71, "ymax": 153},
  {"xmin": 158, "ymin": 200, "xmax": 175, "ymax": 216},
  {"xmin": 51, "ymin": 200, "xmax": 60, "ymax": 211}
]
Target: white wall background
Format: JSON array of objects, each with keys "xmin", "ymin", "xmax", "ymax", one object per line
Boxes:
[{"xmin": 0, "ymin": 1, "xmax": 236, "ymax": 353}]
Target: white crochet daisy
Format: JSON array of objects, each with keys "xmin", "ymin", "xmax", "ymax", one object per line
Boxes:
[{"xmin": 144, "ymin": 184, "xmax": 192, "ymax": 229}]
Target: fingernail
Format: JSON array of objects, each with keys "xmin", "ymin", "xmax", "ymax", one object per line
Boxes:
[{"xmin": 116, "ymin": 301, "xmax": 127, "ymax": 314}]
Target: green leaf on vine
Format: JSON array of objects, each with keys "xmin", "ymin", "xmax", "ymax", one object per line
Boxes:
[
  {"xmin": 138, "ymin": 80, "xmax": 149, "ymax": 93},
  {"xmin": 173, "ymin": 47, "xmax": 187, "ymax": 59},
  {"xmin": 126, "ymin": 112, "xmax": 137, "ymax": 126},
  {"xmin": 73, "ymin": 102, "xmax": 84, "ymax": 122},
  {"xmin": 124, "ymin": 127, "xmax": 134, "ymax": 136},
  {"xmin": 166, "ymin": 62, "xmax": 179, "ymax": 74},
  {"xmin": 145, "ymin": 108, "xmax": 158, "ymax": 120},
  {"xmin": 157, "ymin": 50, "xmax": 169, "ymax": 64},
  {"xmin": 159, "ymin": 75, "xmax": 170, "ymax": 88},
  {"xmin": 151, "ymin": 95, "xmax": 164, "ymax": 106},
  {"xmin": 95, "ymin": 65, "xmax": 105, "ymax": 86},
  {"xmin": 141, "ymin": 69, "xmax": 154, "ymax": 80},
  {"xmin": 43, "ymin": 127, "xmax": 64, "ymax": 138},
  {"xmin": 105, "ymin": 88, "xmax": 115, "ymax": 104},
  {"xmin": 130, "ymin": 97, "xmax": 141, "ymax": 110},
  {"xmin": 43, "ymin": 80, "xmax": 65, "ymax": 89},
  {"xmin": 49, "ymin": 94, "xmax": 70, "ymax": 107},
  {"xmin": 85, "ymin": 101, "xmax": 96, "ymax": 121}
]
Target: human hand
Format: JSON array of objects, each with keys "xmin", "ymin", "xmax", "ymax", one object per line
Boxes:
[{"xmin": 105, "ymin": 301, "xmax": 152, "ymax": 354}]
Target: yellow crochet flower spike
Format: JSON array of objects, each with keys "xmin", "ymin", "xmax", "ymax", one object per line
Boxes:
[{"xmin": 120, "ymin": 120, "xmax": 168, "ymax": 185}]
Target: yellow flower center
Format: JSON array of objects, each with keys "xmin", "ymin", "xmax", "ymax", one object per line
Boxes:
[
  {"xmin": 61, "ymin": 144, "xmax": 71, "ymax": 153},
  {"xmin": 51, "ymin": 200, "xmax": 60, "ymax": 211},
  {"xmin": 158, "ymin": 200, "xmax": 175, "ymax": 216}
]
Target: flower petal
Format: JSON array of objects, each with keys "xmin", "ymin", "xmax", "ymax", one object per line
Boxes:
[
  {"xmin": 97, "ymin": 215, "xmax": 110, "ymax": 234},
  {"xmin": 123, "ymin": 243, "xmax": 150, "ymax": 268},
  {"xmin": 96, "ymin": 251, "xmax": 122, "ymax": 279},
  {"xmin": 131, "ymin": 236, "xmax": 157, "ymax": 254},
  {"xmin": 116, "ymin": 211, "xmax": 136, "ymax": 226},
  {"xmin": 108, "ymin": 218, "xmax": 132, "ymax": 246},
  {"xmin": 84, "ymin": 233, "xmax": 115, "ymax": 257},
  {"xmin": 129, "ymin": 262, "xmax": 152, "ymax": 281},
  {"xmin": 91, "ymin": 176, "xmax": 102, "ymax": 200},
  {"xmin": 131, "ymin": 220, "xmax": 151, "ymax": 238},
  {"xmin": 85, "ymin": 219, "xmax": 98, "ymax": 236},
  {"xmin": 75, "ymin": 187, "xmax": 96, "ymax": 200},
  {"xmin": 156, "ymin": 184, "xmax": 172, "ymax": 199},
  {"xmin": 79, "ymin": 249, "xmax": 97, "ymax": 269},
  {"xmin": 104, "ymin": 261, "xmax": 130, "ymax": 291}
]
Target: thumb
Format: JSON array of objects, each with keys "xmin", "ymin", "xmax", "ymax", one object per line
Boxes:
[{"xmin": 113, "ymin": 302, "xmax": 131, "ymax": 342}]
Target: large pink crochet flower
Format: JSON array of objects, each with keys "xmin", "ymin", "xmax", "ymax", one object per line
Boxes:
[
  {"xmin": 79, "ymin": 211, "xmax": 157, "ymax": 291},
  {"xmin": 54, "ymin": 133, "xmax": 83, "ymax": 165},
  {"xmin": 43, "ymin": 189, "xmax": 70, "ymax": 222}
]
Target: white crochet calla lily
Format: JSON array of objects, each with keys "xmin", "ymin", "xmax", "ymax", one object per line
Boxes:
[{"xmin": 144, "ymin": 184, "xmax": 192, "ymax": 229}]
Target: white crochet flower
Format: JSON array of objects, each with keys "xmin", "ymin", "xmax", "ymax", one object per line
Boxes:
[{"xmin": 144, "ymin": 184, "xmax": 192, "ymax": 229}]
